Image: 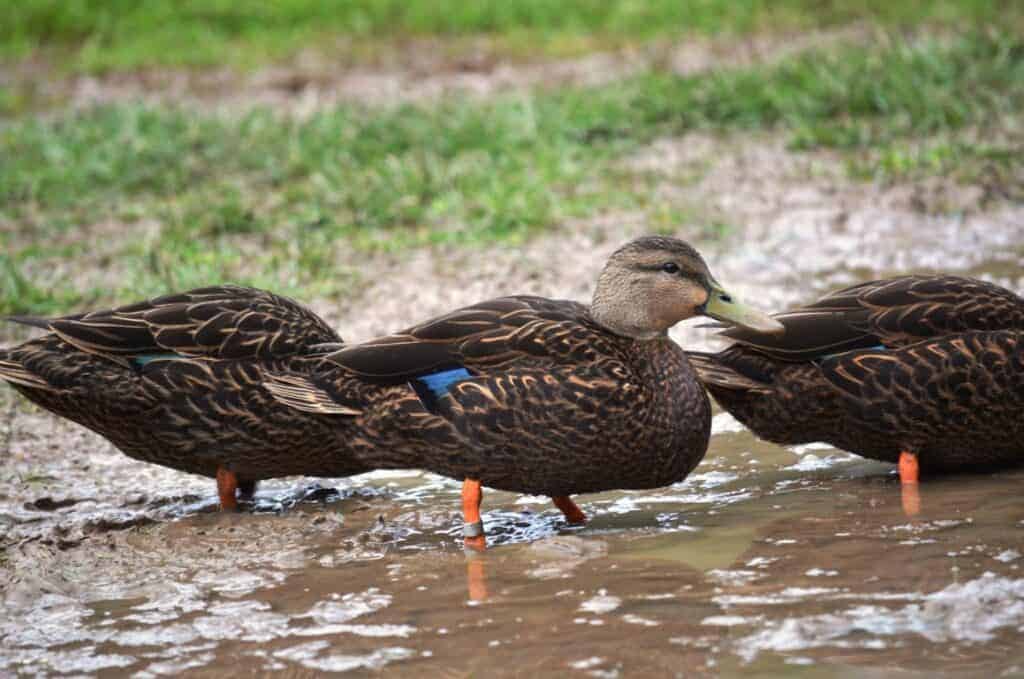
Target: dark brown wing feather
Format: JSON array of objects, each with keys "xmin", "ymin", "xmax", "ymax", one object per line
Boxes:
[
  {"xmin": 719, "ymin": 275, "xmax": 1024, "ymax": 362},
  {"xmin": 686, "ymin": 350, "xmax": 773, "ymax": 392},
  {"xmin": 263, "ymin": 297, "xmax": 708, "ymax": 495},
  {"xmin": 690, "ymin": 276, "xmax": 1024, "ymax": 473},
  {"xmin": 16, "ymin": 286, "xmax": 341, "ymax": 363},
  {"xmin": 264, "ymin": 296, "xmax": 627, "ymax": 419},
  {"xmin": 0, "ymin": 357, "xmax": 53, "ymax": 390},
  {"xmin": 814, "ymin": 331, "xmax": 1024, "ymax": 467},
  {"xmin": 324, "ymin": 296, "xmax": 598, "ymax": 381}
]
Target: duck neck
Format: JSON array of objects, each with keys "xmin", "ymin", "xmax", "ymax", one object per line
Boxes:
[{"xmin": 590, "ymin": 277, "xmax": 666, "ymax": 341}]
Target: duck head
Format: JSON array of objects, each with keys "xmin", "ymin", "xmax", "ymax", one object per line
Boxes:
[{"xmin": 590, "ymin": 236, "xmax": 783, "ymax": 340}]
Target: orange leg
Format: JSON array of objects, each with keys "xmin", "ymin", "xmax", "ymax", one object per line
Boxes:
[
  {"xmin": 466, "ymin": 555, "xmax": 488, "ymax": 602},
  {"xmin": 898, "ymin": 451, "xmax": 919, "ymax": 484},
  {"xmin": 216, "ymin": 466, "xmax": 239, "ymax": 511},
  {"xmin": 462, "ymin": 478, "xmax": 486, "ymax": 551},
  {"xmin": 898, "ymin": 450, "xmax": 920, "ymax": 516},
  {"xmin": 552, "ymin": 495, "xmax": 587, "ymax": 525}
]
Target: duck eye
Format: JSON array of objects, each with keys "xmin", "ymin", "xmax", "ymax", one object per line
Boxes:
[{"xmin": 661, "ymin": 262, "xmax": 680, "ymax": 274}]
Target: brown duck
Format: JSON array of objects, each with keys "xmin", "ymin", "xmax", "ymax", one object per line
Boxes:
[
  {"xmin": 1, "ymin": 286, "xmax": 358, "ymax": 504},
  {"xmin": 1, "ymin": 236, "xmax": 780, "ymax": 547},
  {"xmin": 687, "ymin": 275, "xmax": 1024, "ymax": 514}
]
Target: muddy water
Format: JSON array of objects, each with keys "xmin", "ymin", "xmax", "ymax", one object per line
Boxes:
[
  {"xmin": 4, "ymin": 423, "xmax": 1024, "ymax": 677},
  {"xmin": 3, "ymin": 137, "xmax": 1024, "ymax": 676}
]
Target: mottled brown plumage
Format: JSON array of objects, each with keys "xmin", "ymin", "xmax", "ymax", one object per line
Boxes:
[
  {"xmin": 259, "ymin": 237, "xmax": 780, "ymax": 542},
  {"xmin": 266, "ymin": 294, "xmax": 711, "ymax": 496},
  {"xmin": 0, "ymin": 286, "xmax": 367, "ymax": 496},
  {"xmin": 263, "ymin": 237, "xmax": 779, "ymax": 502},
  {"xmin": 1, "ymin": 237, "xmax": 777, "ymax": 535},
  {"xmin": 688, "ymin": 275, "xmax": 1024, "ymax": 474}
]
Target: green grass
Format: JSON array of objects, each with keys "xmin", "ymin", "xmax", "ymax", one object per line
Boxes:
[
  {"xmin": 2, "ymin": 0, "xmax": 1021, "ymax": 71},
  {"xmin": 2, "ymin": 31, "xmax": 1022, "ymax": 315},
  {"xmin": 846, "ymin": 137, "xmax": 1023, "ymax": 189}
]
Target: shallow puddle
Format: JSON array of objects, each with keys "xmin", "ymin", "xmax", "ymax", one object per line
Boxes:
[{"xmin": 3, "ymin": 415, "xmax": 1024, "ymax": 677}]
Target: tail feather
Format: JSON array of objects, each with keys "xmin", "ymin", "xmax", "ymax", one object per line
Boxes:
[
  {"xmin": 262, "ymin": 374, "xmax": 361, "ymax": 416},
  {"xmin": 686, "ymin": 351, "xmax": 771, "ymax": 392},
  {"xmin": 0, "ymin": 357, "xmax": 53, "ymax": 391},
  {"xmin": 4, "ymin": 316, "xmax": 53, "ymax": 330}
]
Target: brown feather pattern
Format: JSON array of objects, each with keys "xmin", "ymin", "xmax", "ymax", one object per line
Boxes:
[
  {"xmin": 689, "ymin": 275, "xmax": 1024, "ymax": 473},
  {"xmin": 41, "ymin": 285, "xmax": 341, "ymax": 361},
  {"xmin": 0, "ymin": 287, "xmax": 366, "ymax": 483},
  {"xmin": 264, "ymin": 295, "xmax": 711, "ymax": 496},
  {"xmin": 2, "ymin": 288, "xmax": 711, "ymax": 497}
]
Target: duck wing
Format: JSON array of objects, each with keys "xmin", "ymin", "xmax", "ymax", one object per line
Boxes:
[
  {"xmin": 717, "ymin": 275, "xmax": 1024, "ymax": 362},
  {"xmin": 324, "ymin": 295, "xmax": 603, "ymax": 380},
  {"xmin": 263, "ymin": 295, "xmax": 626, "ymax": 416},
  {"xmin": 816, "ymin": 330, "xmax": 1024, "ymax": 445},
  {"xmin": 7, "ymin": 286, "xmax": 341, "ymax": 365}
]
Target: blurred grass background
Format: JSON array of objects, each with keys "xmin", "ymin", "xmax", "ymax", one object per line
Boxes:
[
  {"xmin": 1, "ymin": 0, "xmax": 1022, "ymax": 314},
  {"xmin": 4, "ymin": 0, "xmax": 1017, "ymax": 70}
]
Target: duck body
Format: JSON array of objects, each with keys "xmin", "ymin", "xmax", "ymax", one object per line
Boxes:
[
  {"xmin": 2, "ymin": 236, "xmax": 777, "ymax": 539},
  {"xmin": 0, "ymin": 286, "xmax": 370, "ymax": 493},
  {"xmin": 267, "ymin": 295, "xmax": 711, "ymax": 497},
  {"xmin": 262, "ymin": 231, "xmax": 786, "ymax": 546},
  {"xmin": 2, "ymin": 292, "xmax": 709, "ymax": 502},
  {"xmin": 688, "ymin": 275, "xmax": 1024, "ymax": 474}
]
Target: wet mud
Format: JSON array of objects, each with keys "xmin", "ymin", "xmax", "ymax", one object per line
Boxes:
[
  {"xmin": 2, "ymin": 131, "xmax": 1024, "ymax": 676},
  {"xmin": 2, "ymin": 26, "xmax": 871, "ymax": 115}
]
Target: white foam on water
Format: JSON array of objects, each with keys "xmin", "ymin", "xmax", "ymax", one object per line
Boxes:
[
  {"xmin": 293, "ymin": 623, "xmax": 417, "ymax": 638},
  {"xmin": 688, "ymin": 471, "xmax": 740, "ymax": 488},
  {"xmin": 569, "ymin": 656, "xmax": 605, "ymax": 670},
  {"xmin": 622, "ymin": 614, "xmax": 660, "ymax": 627},
  {"xmin": 735, "ymin": 573, "xmax": 1024, "ymax": 662},
  {"xmin": 274, "ymin": 643, "xmax": 414, "ymax": 673},
  {"xmin": 579, "ymin": 591, "xmax": 621, "ymax": 615},
  {"xmin": 702, "ymin": 615, "xmax": 763, "ymax": 627},
  {"xmin": 303, "ymin": 588, "xmax": 393, "ymax": 625},
  {"xmin": 708, "ymin": 569, "xmax": 764, "ymax": 586}
]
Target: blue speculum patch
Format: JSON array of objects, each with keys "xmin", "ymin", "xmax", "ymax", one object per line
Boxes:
[
  {"xmin": 416, "ymin": 367, "xmax": 472, "ymax": 397},
  {"xmin": 133, "ymin": 352, "xmax": 183, "ymax": 366}
]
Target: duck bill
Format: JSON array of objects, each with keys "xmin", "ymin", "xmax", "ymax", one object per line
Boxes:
[{"xmin": 702, "ymin": 283, "xmax": 785, "ymax": 336}]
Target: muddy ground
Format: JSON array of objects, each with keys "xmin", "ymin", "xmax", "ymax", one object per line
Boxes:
[
  {"xmin": 3, "ymin": 41, "xmax": 1024, "ymax": 678},
  {"xmin": 3, "ymin": 25, "xmax": 873, "ymax": 114}
]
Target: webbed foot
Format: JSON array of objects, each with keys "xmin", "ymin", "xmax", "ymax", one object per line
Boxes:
[{"xmin": 552, "ymin": 495, "xmax": 587, "ymax": 525}]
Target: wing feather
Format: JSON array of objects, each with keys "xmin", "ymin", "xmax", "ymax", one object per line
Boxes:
[
  {"xmin": 324, "ymin": 296, "xmax": 598, "ymax": 381},
  {"xmin": 686, "ymin": 351, "xmax": 773, "ymax": 392},
  {"xmin": 0, "ymin": 358, "xmax": 54, "ymax": 390},
  {"xmin": 14, "ymin": 286, "xmax": 341, "ymax": 362},
  {"xmin": 719, "ymin": 275, "xmax": 1024, "ymax": 362},
  {"xmin": 261, "ymin": 374, "xmax": 361, "ymax": 415}
]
